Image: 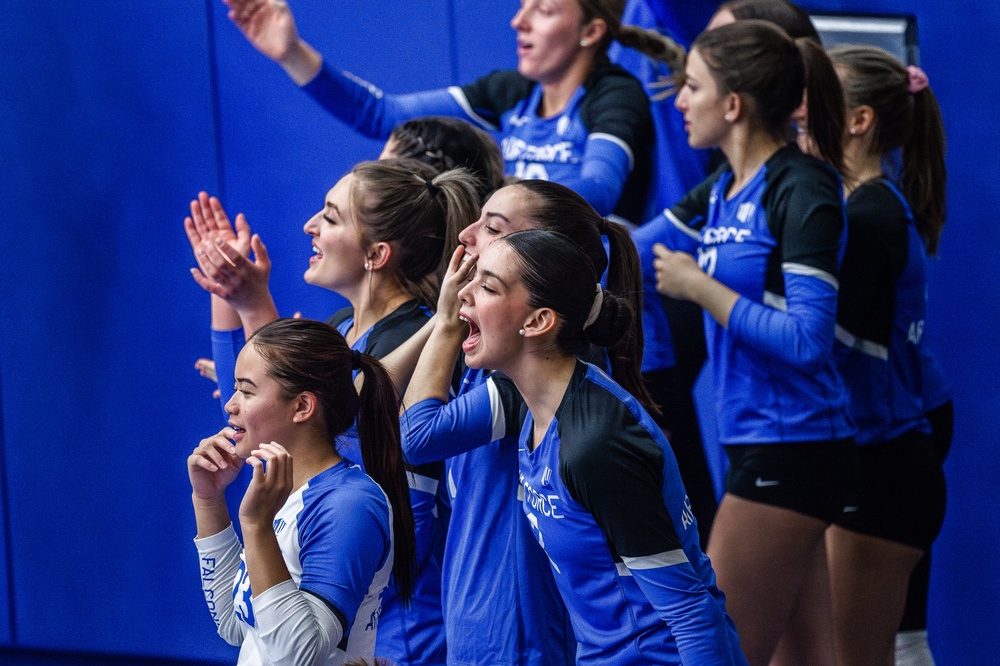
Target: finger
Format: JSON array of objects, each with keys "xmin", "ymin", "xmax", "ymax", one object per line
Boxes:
[
  {"xmin": 208, "ymin": 196, "xmax": 234, "ymax": 234},
  {"xmin": 455, "ymin": 251, "xmax": 478, "ymax": 281},
  {"xmin": 213, "ymin": 389, "xmax": 222, "ymax": 400},
  {"xmin": 190, "ymin": 268, "xmax": 229, "ymax": 299},
  {"xmin": 250, "ymin": 234, "xmax": 270, "ymax": 270},
  {"xmin": 447, "ymin": 244, "xmax": 466, "ymax": 273},
  {"xmin": 292, "ymin": 311, "xmax": 302, "ymax": 319},
  {"xmin": 652, "ymin": 243, "xmax": 671, "ymax": 259},
  {"xmin": 234, "ymin": 212, "xmax": 252, "ymax": 245}
]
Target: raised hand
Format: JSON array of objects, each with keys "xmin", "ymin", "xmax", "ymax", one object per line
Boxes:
[
  {"xmin": 436, "ymin": 245, "xmax": 477, "ymax": 333},
  {"xmin": 194, "ymin": 358, "xmax": 222, "ymax": 400},
  {"xmin": 239, "ymin": 442, "xmax": 294, "ymax": 530},
  {"xmin": 188, "ymin": 428, "xmax": 246, "ymax": 500},
  {"xmin": 184, "ymin": 191, "xmax": 251, "ymax": 275},
  {"xmin": 223, "ymin": 0, "xmax": 301, "ymax": 62}
]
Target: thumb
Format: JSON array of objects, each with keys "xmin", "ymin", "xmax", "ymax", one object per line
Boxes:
[{"xmin": 251, "ymin": 234, "xmax": 271, "ymax": 269}]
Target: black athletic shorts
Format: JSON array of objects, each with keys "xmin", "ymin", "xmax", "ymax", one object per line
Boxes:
[
  {"xmin": 725, "ymin": 438, "xmax": 857, "ymax": 523},
  {"xmin": 834, "ymin": 429, "xmax": 946, "ymax": 550}
]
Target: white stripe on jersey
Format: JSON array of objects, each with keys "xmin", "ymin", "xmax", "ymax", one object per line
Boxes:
[
  {"xmin": 621, "ymin": 549, "xmax": 690, "ymax": 570},
  {"xmin": 763, "ymin": 291, "xmax": 787, "ymax": 311},
  {"xmin": 486, "ymin": 379, "xmax": 509, "ymax": 443},
  {"xmin": 446, "ymin": 87, "xmax": 499, "ymax": 131},
  {"xmin": 589, "ymin": 132, "xmax": 635, "ymax": 171},
  {"xmin": 782, "ymin": 262, "xmax": 839, "ymax": 289},
  {"xmin": 615, "ymin": 562, "xmax": 633, "ymax": 577},
  {"xmin": 835, "ymin": 325, "xmax": 890, "ymax": 361},
  {"xmin": 666, "ymin": 208, "xmax": 702, "ymax": 240},
  {"xmin": 406, "ymin": 471, "xmax": 439, "ymax": 495}
]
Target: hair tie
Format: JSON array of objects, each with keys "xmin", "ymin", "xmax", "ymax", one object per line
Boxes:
[
  {"xmin": 907, "ymin": 65, "xmax": 929, "ymax": 94},
  {"xmin": 583, "ymin": 284, "xmax": 604, "ymax": 329},
  {"xmin": 351, "ymin": 349, "xmax": 364, "ymax": 371},
  {"xmin": 425, "ymin": 177, "xmax": 440, "ymax": 197}
]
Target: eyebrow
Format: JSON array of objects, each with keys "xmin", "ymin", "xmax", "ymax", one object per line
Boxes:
[
  {"xmin": 235, "ymin": 377, "xmax": 258, "ymax": 388},
  {"xmin": 484, "ymin": 211, "xmax": 511, "ymax": 225},
  {"xmin": 479, "ymin": 268, "xmax": 510, "ymax": 288}
]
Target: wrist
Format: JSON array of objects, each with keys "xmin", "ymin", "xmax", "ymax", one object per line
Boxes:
[{"xmin": 280, "ymin": 40, "xmax": 322, "ymax": 86}]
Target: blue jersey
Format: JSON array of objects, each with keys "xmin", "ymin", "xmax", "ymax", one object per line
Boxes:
[
  {"xmin": 683, "ymin": 146, "xmax": 854, "ymax": 445},
  {"xmin": 402, "ymin": 367, "xmax": 575, "ymax": 666},
  {"xmin": 301, "ymin": 62, "xmax": 651, "ymax": 223},
  {"xmin": 329, "ymin": 301, "xmax": 447, "ymax": 665},
  {"xmin": 834, "ymin": 179, "xmax": 931, "ymax": 445},
  {"xmin": 196, "ymin": 461, "xmax": 393, "ymax": 665},
  {"xmin": 510, "ymin": 362, "xmax": 745, "ymax": 665}
]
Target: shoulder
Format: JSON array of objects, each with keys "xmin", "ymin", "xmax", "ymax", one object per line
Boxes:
[
  {"xmin": 847, "ymin": 180, "xmax": 910, "ymax": 230},
  {"xmin": 764, "ymin": 146, "xmax": 840, "ymax": 197},
  {"xmin": 580, "ymin": 63, "xmax": 650, "ymax": 119},
  {"xmin": 365, "ymin": 300, "xmax": 430, "ymax": 357},
  {"xmin": 461, "ymin": 69, "xmax": 536, "ymax": 109},
  {"xmin": 326, "ymin": 306, "xmax": 355, "ymax": 329},
  {"xmin": 557, "ymin": 365, "xmax": 661, "ymax": 475}
]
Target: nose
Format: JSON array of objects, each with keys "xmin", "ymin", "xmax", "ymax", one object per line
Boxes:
[
  {"xmin": 457, "ymin": 279, "xmax": 474, "ymax": 305},
  {"xmin": 304, "ymin": 211, "xmax": 321, "ymax": 235},
  {"xmin": 510, "ymin": 6, "xmax": 526, "ymax": 30},
  {"xmin": 224, "ymin": 392, "xmax": 237, "ymax": 415},
  {"xmin": 674, "ymin": 87, "xmax": 688, "ymax": 112},
  {"xmin": 458, "ymin": 219, "xmax": 479, "ymax": 249}
]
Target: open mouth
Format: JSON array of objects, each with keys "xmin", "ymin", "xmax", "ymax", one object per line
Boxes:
[
  {"xmin": 228, "ymin": 423, "xmax": 245, "ymax": 442},
  {"xmin": 459, "ymin": 312, "xmax": 481, "ymax": 353},
  {"xmin": 309, "ymin": 243, "xmax": 323, "ymax": 265}
]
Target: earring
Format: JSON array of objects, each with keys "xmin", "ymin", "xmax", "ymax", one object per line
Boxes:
[
  {"xmin": 849, "ymin": 127, "xmax": 858, "ymax": 135},
  {"xmin": 580, "ymin": 39, "xmax": 588, "ymax": 47},
  {"xmin": 724, "ymin": 113, "xmax": 732, "ymax": 122},
  {"xmin": 364, "ymin": 260, "xmax": 371, "ymax": 271},
  {"xmin": 518, "ymin": 328, "xmax": 525, "ymax": 336}
]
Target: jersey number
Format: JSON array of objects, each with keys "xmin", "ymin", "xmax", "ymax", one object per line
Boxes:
[
  {"xmin": 697, "ymin": 247, "xmax": 718, "ymax": 277},
  {"xmin": 514, "ymin": 161, "xmax": 549, "ymax": 181}
]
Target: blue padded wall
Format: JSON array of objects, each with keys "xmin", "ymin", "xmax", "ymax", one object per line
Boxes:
[{"xmin": 0, "ymin": 0, "xmax": 997, "ymax": 663}]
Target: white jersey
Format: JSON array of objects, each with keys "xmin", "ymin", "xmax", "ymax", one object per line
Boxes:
[{"xmin": 196, "ymin": 461, "xmax": 394, "ymax": 665}]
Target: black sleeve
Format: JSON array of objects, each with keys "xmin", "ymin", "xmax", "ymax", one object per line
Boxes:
[
  {"xmin": 325, "ymin": 306, "xmax": 354, "ymax": 330},
  {"xmin": 763, "ymin": 149, "xmax": 845, "ymax": 277},
  {"xmin": 669, "ymin": 162, "xmax": 728, "ymax": 231},
  {"xmin": 837, "ymin": 181, "xmax": 909, "ymax": 344},
  {"xmin": 363, "ymin": 300, "xmax": 429, "ymax": 359},
  {"xmin": 489, "ymin": 372, "xmax": 530, "ymax": 436},
  {"xmin": 578, "ymin": 64, "xmax": 653, "ymax": 159},
  {"xmin": 460, "ymin": 69, "xmax": 536, "ymax": 126},
  {"xmin": 559, "ymin": 381, "xmax": 682, "ymax": 559}
]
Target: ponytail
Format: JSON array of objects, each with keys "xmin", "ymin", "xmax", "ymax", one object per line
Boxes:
[
  {"xmin": 828, "ymin": 45, "xmax": 948, "ymax": 255},
  {"xmin": 354, "ymin": 351, "xmax": 416, "ymax": 605},
  {"xmin": 426, "ymin": 168, "xmax": 482, "ymax": 296},
  {"xmin": 595, "ymin": 217, "xmax": 658, "ymax": 415},
  {"xmin": 902, "ymin": 86, "xmax": 947, "ymax": 255},
  {"xmin": 617, "ymin": 25, "xmax": 687, "ymax": 80},
  {"xmin": 795, "ymin": 37, "xmax": 845, "ymax": 175}
]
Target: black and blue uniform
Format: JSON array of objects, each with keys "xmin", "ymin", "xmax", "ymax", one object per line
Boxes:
[
  {"xmin": 402, "ymin": 367, "xmax": 575, "ymax": 666},
  {"xmin": 832, "ymin": 179, "xmax": 946, "ymax": 549},
  {"xmin": 301, "ymin": 61, "xmax": 652, "ymax": 223},
  {"xmin": 438, "ymin": 362, "xmax": 745, "ymax": 664}
]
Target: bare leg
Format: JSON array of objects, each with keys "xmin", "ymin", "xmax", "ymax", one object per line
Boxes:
[
  {"xmin": 708, "ymin": 493, "xmax": 829, "ymax": 666},
  {"xmin": 770, "ymin": 537, "xmax": 835, "ymax": 666},
  {"xmin": 828, "ymin": 526, "xmax": 924, "ymax": 666}
]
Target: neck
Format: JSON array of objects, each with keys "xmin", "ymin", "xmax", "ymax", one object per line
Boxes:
[
  {"xmin": 286, "ymin": 432, "xmax": 343, "ymax": 493},
  {"xmin": 504, "ymin": 351, "xmax": 577, "ymax": 450},
  {"xmin": 720, "ymin": 127, "xmax": 785, "ymax": 198},
  {"xmin": 538, "ymin": 59, "xmax": 596, "ymax": 118},
  {"xmin": 842, "ymin": 145, "xmax": 883, "ymax": 196},
  {"xmin": 344, "ymin": 277, "xmax": 412, "ymax": 345}
]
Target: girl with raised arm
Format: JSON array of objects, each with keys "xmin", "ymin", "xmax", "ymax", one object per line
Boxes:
[{"xmin": 221, "ymin": 0, "xmax": 686, "ymax": 223}]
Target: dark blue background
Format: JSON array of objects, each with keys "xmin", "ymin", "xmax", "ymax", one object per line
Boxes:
[{"xmin": 0, "ymin": 1, "xmax": 995, "ymax": 663}]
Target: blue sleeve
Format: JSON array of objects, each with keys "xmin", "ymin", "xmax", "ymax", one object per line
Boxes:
[
  {"xmin": 627, "ymin": 563, "xmax": 745, "ymax": 665},
  {"xmin": 634, "ymin": 209, "xmax": 702, "ymax": 255},
  {"xmin": 400, "ymin": 377, "xmax": 521, "ymax": 465},
  {"xmin": 400, "ymin": 388, "xmax": 500, "ymax": 466},
  {"xmin": 407, "ymin": 468, "xmax": 442, "ymax": 570},
  {"xmin": 728, "ymin": 271, "xmax": 838, "ymax": 372},
  {"xmin": 298, "ymin": 489, "xmax": 390, "ymax": 634},
  {"xmin": 560, "ymin": 136, "xmax": 631, "ymax": 217},
  {"xmin": 301, "ymin": 61, "xmax": 470, "ymax": 139},
  {"xmin": 211, "ymin": 327, "xmax": 245, "ymax": 422}
]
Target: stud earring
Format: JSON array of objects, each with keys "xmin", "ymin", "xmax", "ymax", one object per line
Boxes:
[
  {"xmin": 580, "ymin": 39, "xmax": 588, "ymax": 47},
  {"xmin": 364, "ymin": 260, "xmax": 371, "ymax": 271},
  {"xmin": 724, "ymin": 113, "xmax": 732, "ymax": 122},
  {"xmin": 518, "ymin": 328, "xmax": 525, "ymax": 336},
  {"xmin": 849, "ymin": 127, "xmax": 858, "ymax": 135}
]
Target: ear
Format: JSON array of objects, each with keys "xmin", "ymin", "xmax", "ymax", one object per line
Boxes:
[
  {"xmin": 725, "ymin": 92, "xmax": 742, "ymax": 122},
  {"xmin": 366, "ymin": 241, "xmax": 393, "ymax": 271},
  {"xmin": 580, "ymin": 18, "xmax": 607, "ymax": 47},
  {"xmin": 521, "ymin": 307, "xmax": 558, "ymax": 339},
  {"xmin": 291, "ymin": 391, "xmax": 318, "ymax": 424},
  {"xmin": 847, "ymin": 105, "xmax": 875, "ymax": 136}
]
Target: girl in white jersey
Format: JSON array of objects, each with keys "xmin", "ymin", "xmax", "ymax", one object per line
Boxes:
[{"xmin": 188, "ymin": 317, "xmax": 416, "ymax": 665}]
